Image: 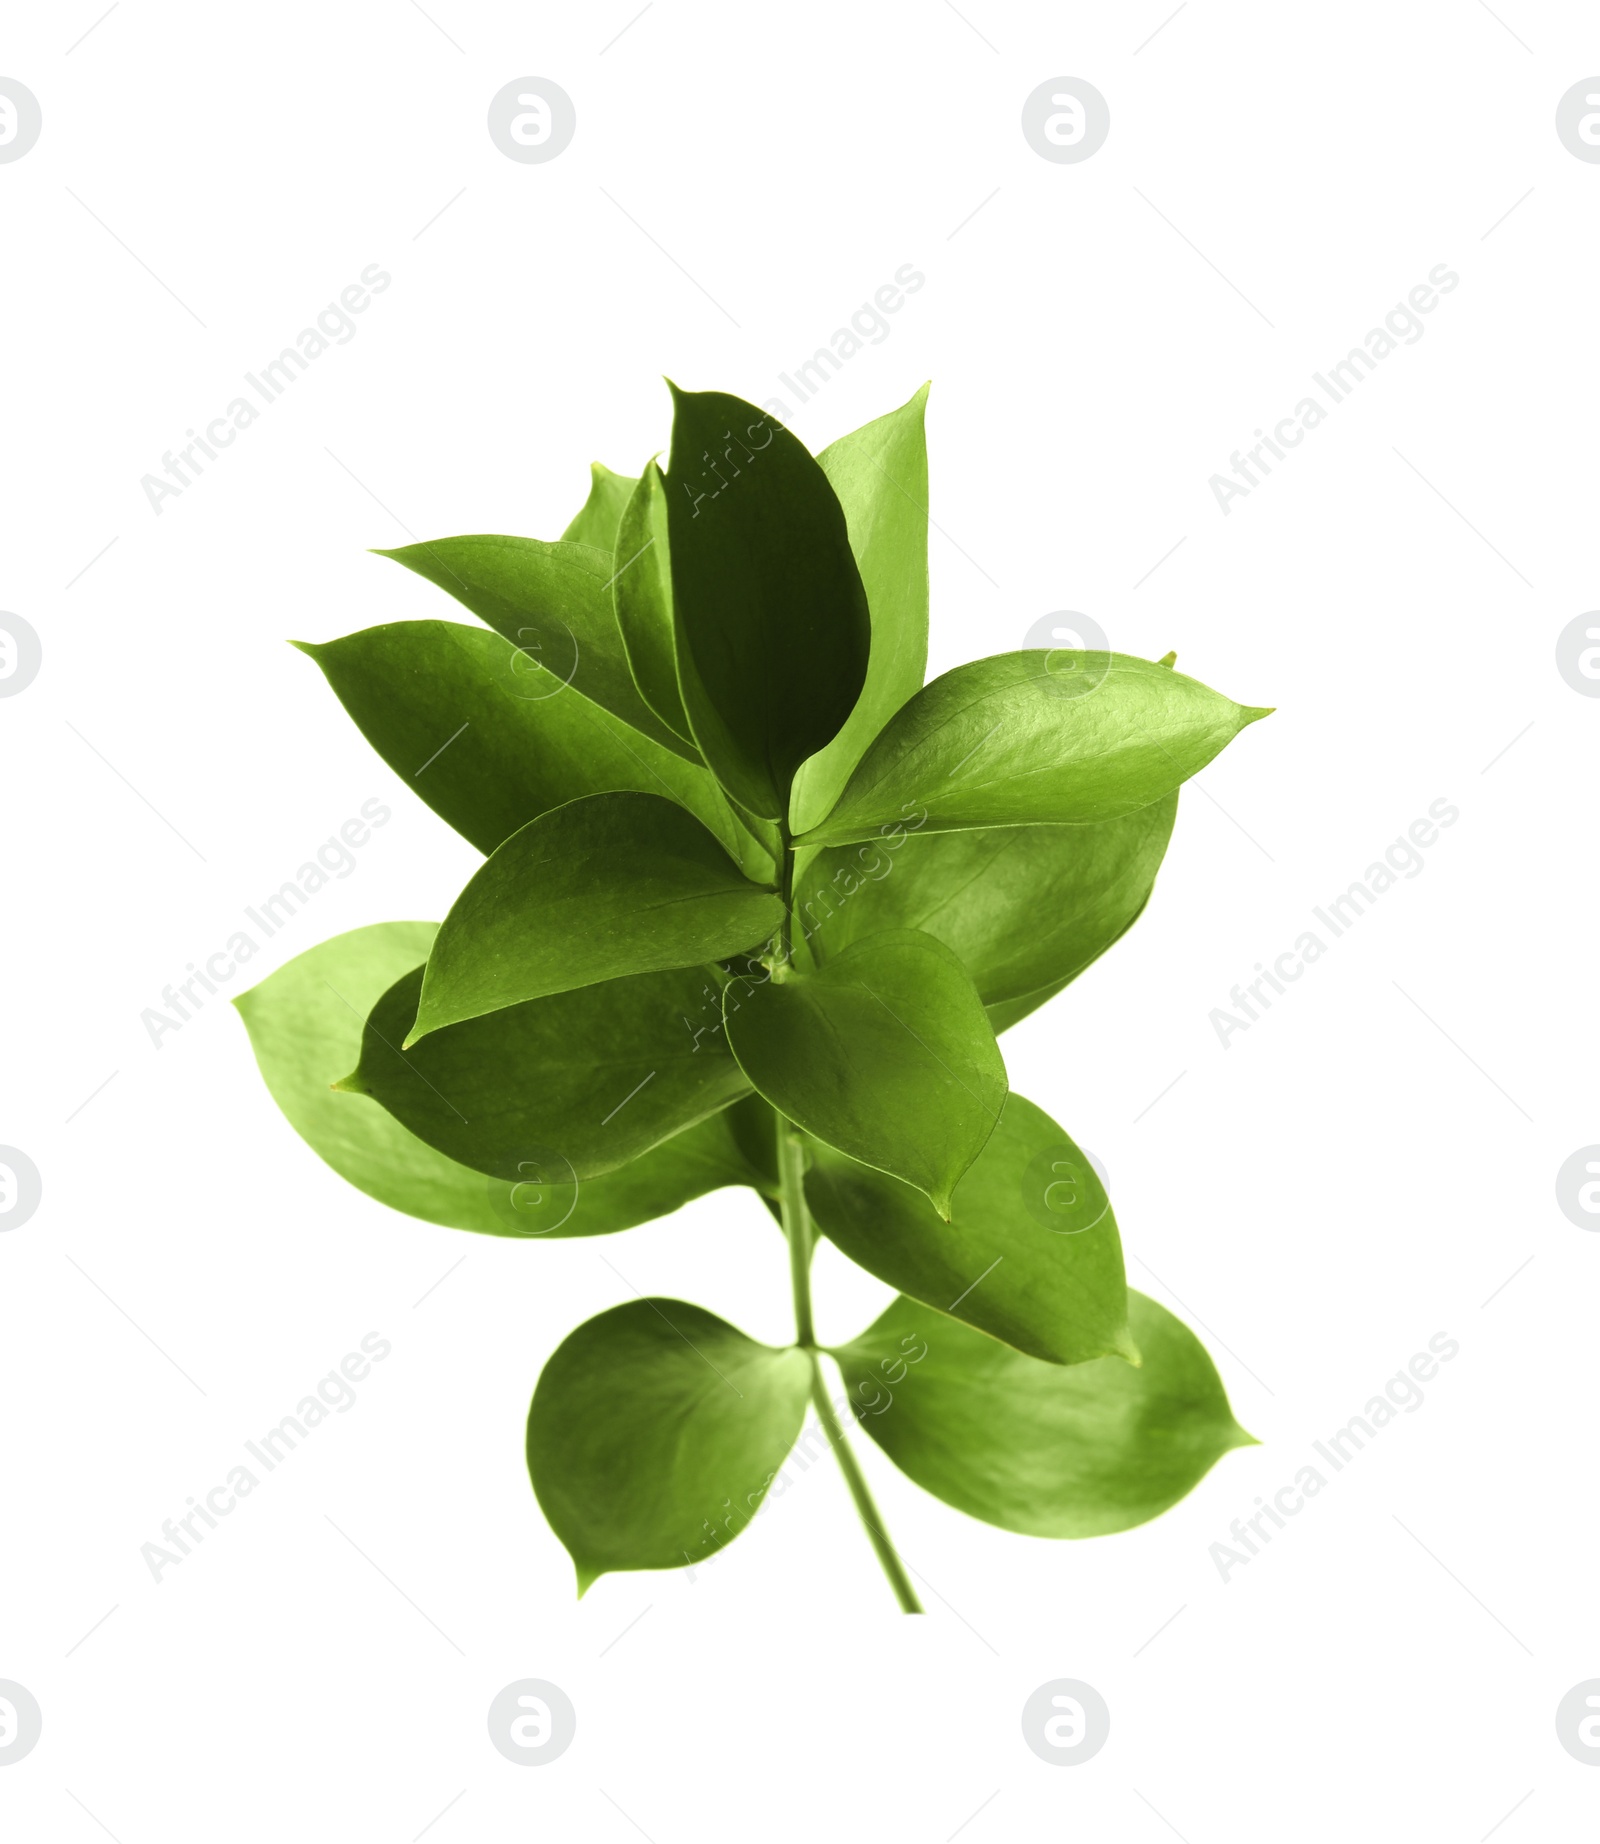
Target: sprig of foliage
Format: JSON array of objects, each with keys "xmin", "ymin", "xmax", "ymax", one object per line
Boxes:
[{"xmin": 237, "ymin": 384, "xmax": 1268, "ymax": 1610}]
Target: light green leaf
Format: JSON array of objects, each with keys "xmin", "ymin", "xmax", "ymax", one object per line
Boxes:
[
  {"xmin": 798, "ymin": 652, "xmax": 1269, "ymax": 846},
  {"xmin": 832, "ymin": 1291, "xmax": 1256, "ymax": 1537},
  {"xmin": 408, "ymin": 792, "xmax": 782, "ymax": 1040},
  {"xmin": 527, "ymin": 1298, "xmax": 811, "ymax": 1591},
  {"xmin": 723, "ymin": 929, "xmax": 1006, "ymax": 1216},
  {"xmin": 297, "ymin": 620, "xmax": 745, "ymax": 861},
  {"xmin": 561, "ymin": 462, "xmax": 637, "ymax": 549},
  {"xmin": 664, "ymin": 386, "xmax": 870, "ymax": 818},
  {"xmin": 614, "ymin": 463, "xmax": 694, "ymax": 743},
  {"xmin": 790, "ymin": 385, "xmax": 930, "ymax": 833},
  {"xmin": 805, "ymin": 1093, "xmax": 1132, "ymax": 1365},
  {"xmin": 338, "ymin": 961, "xmax": 748, "ymax": 1181},
  {"xmin": 375, "ymin": 534, "xmax": 698, "ymax": 762},
  {"xmin": 799, "ymin": 795, "xmax": 1177, "ymax": 1020}
]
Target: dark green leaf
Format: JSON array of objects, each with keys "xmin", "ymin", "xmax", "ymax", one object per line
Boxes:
[
  {"xmin": 338, "ymin": 962, "xmax": 748, "ymax": 1181},
  {"xmin": 297, "ymin": 619, "xmax": 745, "ymax": 861},
  {"xmin": 723, "ymin": 929, "xmax": 1006, "ymax": 1216},
  {"xmin": 561, "ymin": 462, "xmax": 637, "ymax": 549},
  {"xmin": 832, "ymin": 1291, "xmax": 1255, "ymax": 1537},
  {"xmin": 790, "ymin": 385, "xmax": 930, "ymax": 832},
  {"xmin": 798, "ymin": 652, "xmax": 1269, "ymax": 846},
  {"xmin": 806, "ymin": 1093, "xmax": 1133, "ymax": 1364},
  {"xmin": 799, "ymin": 795, "xmax": 1177, "ymax": 1017},
  {"xmin": 375, "ymin": 534, "xmax": 698, "ymax": 762},
  {"xmin": 409, "ymin": 792, "xmax": 782, "ymax": 1039},
  {"xmin": 614, "ymin": 463, "xmax": 694, "ymax": 744},
  {"xmin": 235, "ymin": 923, "xmax": 778, "ymax": 1238},
  {"xmin": 664, "ymin": 386, "xmax": 870, "ymax": 818},
  {"xmin": 528, "ymin": 1298, "xmax": 811, "ymax": 1591}
]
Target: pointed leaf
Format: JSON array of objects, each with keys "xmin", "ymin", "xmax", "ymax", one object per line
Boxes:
[
  {"xmin": 236, "ymin": 921, "xmax": 763, "ymax": 1237},
  {"xmin": 561, "ymin": 462, "xmax": 637, "ymax": 549},
  {"xmin": 614, "ymin": 462, "xmax": 694, "ymax": 743},
  {"xmin": 298, "ymin": 620, "xmax": 744, "ymax": 861},
  {"xmin": 832, "ymin": 1291, "xmax": 1255, "ymax": 1537},
  {"xmin": 376, "ymin": 535, "xmax": 698, "ymax": 762},
  {"xmin": 798, "ymin": 652, "xmax": 1269, "ymax": 846},
  {"xmin": 664, "ymin": 386, "xmax": 870, "ymax": 818},
  {"xmin": 791, "ymin": 384, "xmax": 930, "ymax": 832},
  {"xmin": 805, "ymin": 1093, "xmax": 1132, "ymax": 1365},
  {"xmin": 527, "ymin": 1298, "xmax": 811, "ymax": 1590},
  {"xmin": 800, "ymin": 795, "xmax": 1177, "ymax": 1019},
  {"xmin": 340, "ymin": 962, "xmax": 748, "ymax": 1181},
  {"xmin": 723, "ymin": 930, "xmax": 1006, "ymax": 1216},
  {"xmin": 409, "ymin": 792, "xmax": 782, "ymax": 1039}
]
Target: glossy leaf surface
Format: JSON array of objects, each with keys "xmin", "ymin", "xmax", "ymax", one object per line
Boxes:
[
  {"xmin": 340, "ymin": 962, "xmax": 748, "ymax": 1181},
  {"xmin": 409, "ymin": 793, "xmax": 781, "ymax": 1039},
  {"xmin": 805, "ymin": 1093, "xmax": 1132, "ymax": 1364},
  {"xmin": 376, "ymin": 534, "xmax": 697, "ymax": 761},
  {"xmin": 664, "ymin": 386, "xmax": 870, "ymax": 817},
  {"xmin": 833, "ymin": 1291, "xmax": 1255, "ymax": 1536},
  {"xmin": 723, "ymin": 929, "xmax": 1006, "ymax": 1216},
  {"xmin": 528, "ymin": 1299, "xmax": 810, "ymax": 1590},
  {"xmin": 800, "ymin": 652, "xmax": 1268, "ymax": 845},
  {"xmin": 298, "ymin": 620, "xmax": 737, "ymax": 859}
]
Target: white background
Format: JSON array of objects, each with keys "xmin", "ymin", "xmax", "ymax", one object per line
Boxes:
[{"xmin": 2, "ymin": 0, "xmax": 1595, "ymax": 1836}]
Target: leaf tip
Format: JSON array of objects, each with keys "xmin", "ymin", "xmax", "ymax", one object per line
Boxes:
[
  {"xmin": 1111, "ymin": 1326, "xmax": 1143, "ymax": 1367},
  {"xmin": 1156, "ymin": 649, "xmax": 1177, "ymax": 669},
  {"xmin": 330, "ymin": 1071, "xmax": 366, "ymax": 1095},
  {"xmin": 1240, "ymin": 704, "xmax": 1275, "ymax": 727},
  {"xmin": 574, "ymin": 1560, "xmax": 603, "ymax": 1597}
]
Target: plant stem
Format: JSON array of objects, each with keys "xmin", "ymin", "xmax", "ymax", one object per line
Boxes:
[{"xmin": 774, "ymin": 1112, "xmax": 923, "ymax": 1614}]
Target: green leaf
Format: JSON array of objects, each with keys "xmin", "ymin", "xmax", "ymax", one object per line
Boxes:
[
  {"xmin": 561, "ymin": 462, "xmax": 637, "ymax": 549},
  {"xmin": 234, "ymin": 921, "xmax": 764, "ymax": 1237},
  {"xmin": 790, "ymin": 385, "xmax": 931, "ymax": 833},
  {"xmin": 297, "ymin": 619, "xmax": 745, "ymax": 861},
  {"xmin": 614, "ymin": 463, "xmax": 695, "ymax": 744},
  {"xmin": 664, "ymin": 386, "xmax": 870, "ymax": 818},
  {"xmin": 527, "ymin": 1298, "xmax": 811, "ymax": 1591},
  {"xmin": 832, "ymin": 1291, "xmax": 1255, "ymax": 1537},
  {"xmin": 723, "ymin": 929, "xmax": 1006, "ymax": 1216},
  {"xmin": 805, "ymin": 1093, "xmax": 1133, "ymax": 1365},
  {"xmin": 798, "ymin": 652, "xmax": 1270, "ymax": 846},
  {"xmin": 375, "ymin": 534, "xmax": 698, "ymax": 762},
  {"xmin": 799, "ymin": 795, "xmax": 1177, "ymax": 1020},
  {"xmin": 338, "ymin": 961, "xmax": 748, "ymax": 1181},
  {"xmin": 234, "ymin": 921, "xmax": 507, "ymax": 1232},
  {"xmin": 408, "ymin": 792, "xmax": 782, "ymax": 1040}
]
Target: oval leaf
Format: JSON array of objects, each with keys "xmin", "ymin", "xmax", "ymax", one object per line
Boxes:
[
  {"xmin": 664, "ymin": 386, "xmax": 870, "ymax": 818},
  {"xmin": 832, "ymin": 1292, "xmax": 1256, "ymax": 1537},
  {"xmin": 799, "ymin": 795, "xmax": 1177, "ymax": 1019},
  {"xmin": 790, "ymin": 384, "xmax": 930, "ymax": 833},
  {"xmin": 798, "ymin": 652, "xmax": 1269, "ymax": 846},
  {"xmin": 297, "ymin": 620, "xmax": 743, "ymax": 861},
  {"xmin": 375, "ymin": 534, "xmax": 698, "ymax": 762},
  {"xmin": 723, "ymin": 929, "xmax": 1006, "ymax": 1216},
  {"xmin": 527, "ymin": 1298, "xmax": 811, "ymax": 1591},
  {"xmin": 339, "ymin": 962, "xmax": 748, "ymax": 1181},
  {"xmin": 235, "ymin": 922, "xmax": 768, "ymax": 1237},
  {"xmin": 805, "ymin": 1093, "xmax": 1133, "ymax": 1365},
  {"xmin": 409, "ymin": 793, "xmax": 782, "ymax": 1041}
]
